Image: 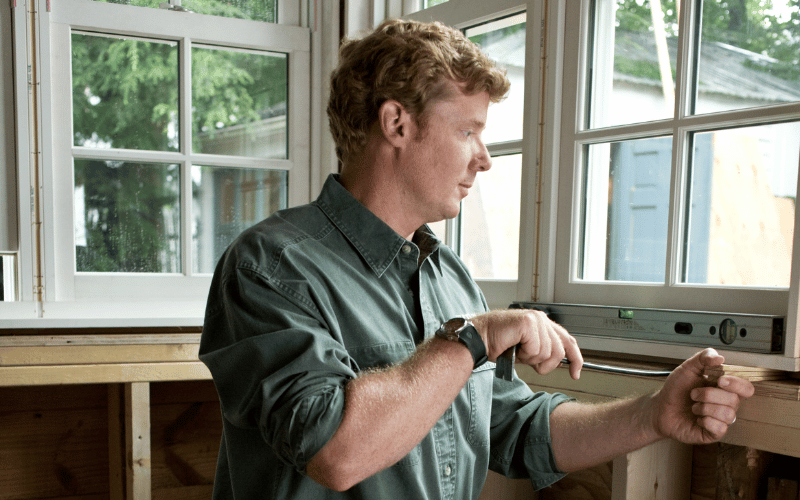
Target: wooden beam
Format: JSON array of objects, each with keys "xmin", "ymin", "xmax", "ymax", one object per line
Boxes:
[
  {"xmin": 611, "ymin": 439, "xmax": 692, "ymax": 500},
  {"xmin": 0, "ymin": 343, "xmax": 201, "ymax": 366},
  {"xmin": 126, "ymin": 382, "xmax": 151, "ymax": 500},
  {"xmin": 109, "ymin": 384, "xmax": 125, "ymax": 500},
  {"xmin": 0, "ymin": 361, "xmax": 211, "ymax": 386}
]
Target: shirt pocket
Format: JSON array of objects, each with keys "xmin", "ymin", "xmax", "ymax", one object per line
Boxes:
[
  {"xmin": 465, "ymin": 362, "xmax": 495, "ymax": 448},
  {"xmin": 347, "ymin": 340, "xmax": 421, "ymax": 468}
]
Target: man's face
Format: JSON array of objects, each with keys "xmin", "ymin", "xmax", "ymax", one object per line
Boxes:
[{"xmin": 399, "ymin": 87, "xmax": 492, "ymax": 225}]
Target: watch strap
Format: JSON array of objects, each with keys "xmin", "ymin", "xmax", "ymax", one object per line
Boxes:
[
  {"xmin": 435, "ymin": 318, "xmax": 488, "ymax": 369},
  {"xmin": 457, "ymin": 322, "xmax": 488, "ymax": 369}
]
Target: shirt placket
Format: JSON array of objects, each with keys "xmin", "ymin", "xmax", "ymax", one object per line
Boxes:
[{"xmin": 419, "ymin": 257, "xmax": 460, "ymax": 499}]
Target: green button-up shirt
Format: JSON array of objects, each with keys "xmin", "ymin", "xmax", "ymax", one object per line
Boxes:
[{"xmin": 199, "ymin": 174, "xmax": 569, "ymax": 499}]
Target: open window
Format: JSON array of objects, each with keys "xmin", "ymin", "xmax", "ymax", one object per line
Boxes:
[{"xmin": 405, "ymin": 0, "xmax": 549, "ymax": 310}]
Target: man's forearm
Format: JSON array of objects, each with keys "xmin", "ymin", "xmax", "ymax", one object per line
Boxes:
[
  {"xmin": 549, "ymin": 394, "xmax": 663, "ymax": 472},
  {"xmin": 306, "ymin": 336, "xmax": 474, "ymax": 491}
]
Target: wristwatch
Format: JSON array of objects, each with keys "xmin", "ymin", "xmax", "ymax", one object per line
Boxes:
[{"xmin": 435, "ymin": 317, "xmax": 488, "ymax": 369}]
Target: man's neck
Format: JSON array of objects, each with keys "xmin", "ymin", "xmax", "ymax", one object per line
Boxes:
[{"xmin": 339, "ymin": 160, "xmax": 422, "ymax": 241}]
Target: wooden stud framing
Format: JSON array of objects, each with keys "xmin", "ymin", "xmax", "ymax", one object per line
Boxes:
[{"xmin": 108, "ymin": 382, "xmax": 152, "ymax": 500}]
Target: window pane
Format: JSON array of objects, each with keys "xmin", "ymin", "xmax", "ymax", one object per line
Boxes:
[
  {"xmin": 424, "ymin": 0, "xmax": 448, "ymax": 7},
  {"xmin": 466, "ymin": 13, "xmax": 526, "ymax": 144},
  {"xmin": 694, "ymin": 0, "xmax": 800, "ymax": 115},
  {"xmin": 192, "ymin": 166, "xmax": 287, "ymax": 273},
  {"xmin": 581, "ymin": 137, "xmax": 672, "ymax": 282},
  {"xmin": 588, "ymin": 0, "xmax": 678, "ymax": 129},
  {"xmin": 74, "ymin": 159, "xmax": 181, "ymax": 273},
  {"xmin": 461, "ymin": 154, "xmax": 521, "ymax": 280},
  {"xmin": 427, "ymin": 220, "xmax": 446, "ymax": 240},
  {"xmin": 1, "ymin": 253, "xmax": 16, "ymax": 301},
  {"xmin": 89, "ymin": 0, "xmax": 277, "ymax": 22},
  {"xmin": 72, "ymin": 32, "xmax": 179, "ymax": 151},
  {"xmin": 684, "ymin": 123, "xmax": 800, "ymax": 287},
  {"xmin": 192, "ymin": 46, "xmax": 288, "ymax": 158}
]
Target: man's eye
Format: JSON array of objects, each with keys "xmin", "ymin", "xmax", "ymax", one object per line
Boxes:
[{"xmin": 463, "ymin": 130, "xmax": 473, "ymax": 138}]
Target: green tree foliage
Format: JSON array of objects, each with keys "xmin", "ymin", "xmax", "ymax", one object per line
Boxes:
[
  {"xmin": 614, "ymin": 0, "xmax": 800, "ymax": 65},
  {"xmin": 71, "ymin": 0, "xmax": 282, "ymax": 272}
]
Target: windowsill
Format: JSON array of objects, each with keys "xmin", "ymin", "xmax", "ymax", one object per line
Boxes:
[{"xmin": 0, "ymin": 300, "xmax": 206, "ymax": 329}]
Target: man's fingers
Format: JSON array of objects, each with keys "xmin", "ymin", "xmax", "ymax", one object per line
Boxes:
[
  {"xmin": 696, "ymin": 415, "xmax": 729, "ymax": 440},
  {"xmin": 680, "ymin": 348, "xmax": 724, "ymax": 378},
  {"xmin": 532, "ymin": 343, "xmax": 566, "ymax": 375},
  {"xmin": 691, "ymin": 402, "xmax": 737, "ymax": 425},
  {"xmin": 699, "ymin": 348, "xmax": 725, "ymax": 368},
  {"xmin": 562, "ymin": 334, "xmax": 583, "ymax": 380},
  {"xmin": 717, "ymin": 375, "xmax": 755, "ymax": 398},
  {"xmin": 691, "ymin": 386, "xmax": 741, "ymax": 409}
]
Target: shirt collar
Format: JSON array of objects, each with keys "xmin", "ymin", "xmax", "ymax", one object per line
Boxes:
[
  {"xmin": 315, "ymin": 174, "xmax": 410, "ymax": 277},
  {"xmin": 414, "ymin": 224, "xmax": 443, "ymax": 276}
]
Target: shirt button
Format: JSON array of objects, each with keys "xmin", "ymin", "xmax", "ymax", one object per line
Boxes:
[
  {"xmin": 402, "ymin": 244, "xmax": 412, "ymax": 254},
  {"xmin": 444, "ymin": 465, "xmax": 452, "ymax": 476}
]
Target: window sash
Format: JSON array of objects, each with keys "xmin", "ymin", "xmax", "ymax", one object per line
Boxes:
[
  {"xmin": 8, "ymin": 0, "xmax": 311, "ymax": 321},
  {"xmin": 554, "ymin": 0, "xmax": 800, "ymax": 369},
  {"xmin": 405, "ymin": 0, "xmax": 557, "ymax": 309}
]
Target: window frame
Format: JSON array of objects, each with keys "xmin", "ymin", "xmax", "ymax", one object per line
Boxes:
[
  {"xmin": 553, "ymin": 0, "xmax": 800, "ymax": 370},
  {"xmin": 3, "ymin": 0, "xmax": 312, "ymax": 326}
]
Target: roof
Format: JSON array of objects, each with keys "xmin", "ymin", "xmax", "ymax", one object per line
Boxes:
[{"xmin": 484, "ymin": 28, "xmax": 800, "ymax": 103}]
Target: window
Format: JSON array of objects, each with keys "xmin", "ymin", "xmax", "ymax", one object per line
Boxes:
[
  {"xmin": 555, "ymin": 0, "xmax": 800, "ymax": 368},
  {"xmin": 4, "ymin": 0, "xmax": 310, "ymax": 322},
  {"xmin": 428, "ymin": 13, "xmax": 526, "ymax": 282},
  {"xmin": 406, "ymin": 0, "xmax": 544, "ymax": 308}
]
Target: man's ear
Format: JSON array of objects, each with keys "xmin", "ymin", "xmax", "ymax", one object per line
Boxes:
[{"xmin": 378, "ymin": 99, "xmax": 414, "ymax": 147}]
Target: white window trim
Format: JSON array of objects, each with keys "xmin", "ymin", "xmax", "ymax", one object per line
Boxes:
[{"xmin": 2, "ymin": 0, "xmax": 314, "ymax": 327}]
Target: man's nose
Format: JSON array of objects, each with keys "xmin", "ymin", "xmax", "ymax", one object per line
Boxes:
[{"xmin": 475, "ymin": 140, "xmax": 492, "ymax": 171}]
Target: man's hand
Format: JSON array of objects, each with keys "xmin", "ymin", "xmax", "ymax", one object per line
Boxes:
[
  {"xmin": 651, "ymin": 348, "xmax": 755, "ymax": 444},
  {"xmin": 471, "ymin": 309, "xmax": 583, "ymax": 380}
]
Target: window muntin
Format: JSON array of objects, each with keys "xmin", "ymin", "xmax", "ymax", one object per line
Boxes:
[
  {"xmin": 89, "ymin": 0, "xmax": 278, "ymax": 22},
  {"xmin": 683, "ymin": 122, "xmax": 800, "ymax": 287}
]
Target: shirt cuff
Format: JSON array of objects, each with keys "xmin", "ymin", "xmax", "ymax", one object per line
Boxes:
[{"xmin": 524, "ymin": 392, "xmax": 575, "ymax": 490}]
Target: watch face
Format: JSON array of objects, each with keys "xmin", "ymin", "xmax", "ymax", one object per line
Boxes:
[{"xmin": 442, "ymin": 317, "xmax": 468, "ymax": 334}]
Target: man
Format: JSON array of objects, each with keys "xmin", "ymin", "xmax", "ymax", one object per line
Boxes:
[{"xmin": 199, "ymin": 18, "xmax": 754, "ymax": 499}]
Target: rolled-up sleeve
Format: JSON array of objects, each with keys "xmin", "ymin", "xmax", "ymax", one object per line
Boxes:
[
  {"xmin": 487, "ymin": 376, "xmax": 574, "ymax": 490},
  {"xmin": 200, "ymin": 263, "xmax": 356, "ymax": 473}
]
